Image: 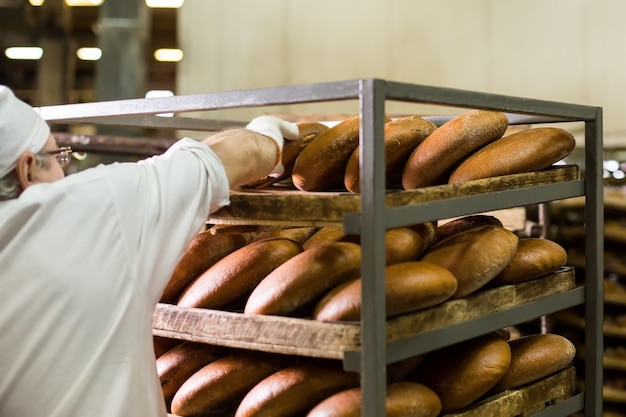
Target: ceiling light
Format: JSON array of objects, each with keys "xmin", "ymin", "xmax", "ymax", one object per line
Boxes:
[
  {"xmin": 146, "ymin": 0, "xmax": 184, "ymax": 8},
  {"xmin": 5, "ymin": 47, "xmax": 43, "ymax": 60},
  {"xmin": 65, "ymin": 0, "xmax": 104, "ymax": 6},
  {"xmin": 76, "ymin": 47, "xmax": 102, "ymax": 61},
  {"xmin": 154, "ymin": 48, "xmax": 183, "ymax": 62},
  {"xmin": 29, "ymin": 0, "xmax": 45, "ymax": 6}
]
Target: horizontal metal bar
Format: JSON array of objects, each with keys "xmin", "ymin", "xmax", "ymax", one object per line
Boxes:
[
  {"xmin": 343, "ymin": 180, "xmax": 585, "ymax": 233},
  {"xmin": 36, "ymin": 80, "xmax": 362, "ymax": 121},
  {"xmin": 342, "ymin": 286, "xmax": 585, "ymax": 372},
  {"xmin": 49, "ymin": 115, "xmax": 247, "ymax": 131},
  {"xmin": 531, "ymin": 393, "xmax": 585, "ymax": 417},
  {"xmin": 385, "ymin": 80, "xmax": 600, "ymax": 120}
]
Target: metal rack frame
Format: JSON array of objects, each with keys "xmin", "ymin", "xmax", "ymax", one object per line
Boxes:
[{"xmin": 39, "ymin": 78, "xmax": 604, "ymax": 417}]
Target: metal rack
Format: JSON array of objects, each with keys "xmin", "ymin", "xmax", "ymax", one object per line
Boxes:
[{"xmin": 39, "ymin": 78, "xmax": 604, "ymax": 417}]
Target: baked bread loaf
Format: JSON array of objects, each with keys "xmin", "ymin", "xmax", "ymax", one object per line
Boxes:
[
  {"xmin": 160, "ymin": 231, "xmax": 252, "ymax": 303},
  {"xmin": 303, "ymin": 226, "xmax": 347, "ymax": 250},
  {"xmin": 153, "ymin": 336, "xmax": 180, "ymax": 359},
  {"xmin": 292, "ymin": 115, "xmax": 391, "ymax": 191},
  {"xmin": 491, "ymin": 333, "xmax": 576, "ymax": 391},
  {"xmin": 306, "ymin": 381, "xmax": 441, "ymax": 417},
  {"xmin": 421, "ymin": 225, "xmax": 519, "ymax": 298},
  {"xmin": 313, "ymin": 261, "xmax": 457, "ymax": 321},
  {"xmin": 245, "ymin": 121, "xmax": 329, "ymax": 188},
  {"xmin": 448, "ymin": 127, "xmax": 576, "ymax": 184},
  {"xmin": 170, "ymin": 351, "xmax": 291, "ymax": 417},
  {"xmin": 410, "ymin": 333, "xmax": 511, "ymax": 413},
  {"xmin": 402, "ymin": 110, "xmax": 509, "ymax": 189},
  {"xmin": 156, "ymin": 342, "xmax": 223, "ymax": 409},
  {"xmin": 244, "ymin": 242, "xmax": 362, "ymax": 316},
  {"xmin": 433, "ymin": 214, "xmax": 503, "ymax": 245},
  {"xmin": 251, "ymin": 226, "xmax": 320, "ymax": 246},
  {"xmin": 490, "ymin": 237, "xmax": 568, "ymax": 286},
  {"xmin": 177, "ymin": 238, "xmax": 303, "ymax": 310},
  {"xmin": 234, "ymin": 359, "xmax": 360, "ymax": 417},
  {"xmin": 344, "ymin": 116, "xmax": 438, "ymax": 192}
]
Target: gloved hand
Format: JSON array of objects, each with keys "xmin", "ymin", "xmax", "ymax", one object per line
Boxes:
[{"xmin": 246, "ymin": 116, "xmax": 299, "ymax": 178}]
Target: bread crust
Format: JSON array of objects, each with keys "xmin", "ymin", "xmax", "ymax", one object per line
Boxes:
[
  {"xmin": 448, "ymin": 127, "xmax": 576, "ymax": 183},
  {"xmin": 421, "ymin": 225, "xmax": 519, "ymax": 298},
  {"xmin": 344, "ymin": 116, "xmax": 437, "ymax": 192},
  {"xmin": 171, "ymin": 351, "xmax": 290, "ymax": 417},
  {"xmin": 313, "ymin": 261, "xmax": 457, "ymax": 321},
  {"xmin": 433, "ymin": 215, "xmax": 503, "ymax": 245},
  {"xmin": 234, "ymin": 360, "xmax": 360, "ymax": 417},
  {"xmin": 306, "ymin": 381, "xmax": 442, "ymax": 417},
  {"xmin": 244, "ymin": 242, "xmax": 362, "ymax": 316},
  {"xmin": 402, "ymin": 110, "xmax": 509, "ymax": 189},
  {"xmin": 492, "ymin": 334, "xmax": 576, "ymax": 391},
  {"xmin": 160, "ymin": 231, "xmax": 251, "ymax": 303},
  {"xmin": 491, "ymin": 238, "xmax": 567, "ymax": 285},
  {"xmin": 177, "ymin": 238, "xmax": 303, "ymax": 309},
  {"xmin": 410, "ymin": 333, "xmax": 511, "ymax": 413}
]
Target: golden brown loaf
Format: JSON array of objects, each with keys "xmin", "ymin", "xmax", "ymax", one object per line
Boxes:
[
  {"xmin": 234, "ymin": 360, "xmax": 360, "ymax": 417},
  {"xmin": 421, "ymin": 225, "xmax": 519, "ymax": 298},
  {"xmin": 302, "ymin": 226, "xmax": 347, "ymax": 250},
  {"xmin": 410, "ymin": 333, "xmax": 511, "ymax": 413},
  {"xmin": 432, "ymin": 214, "xmax": 503, "ymax": 245},
  {"xmin": 490, "ymin": 237, "xmax": 568, "ymax": 285},
  {"xmin": 177, "ymin": 238, "xmax": 303, "ymax": 310},
  {"xmin": 156, "ymin": 342, "xmax": 223, "ymax": 409},
  {"xmin": 448, "ymin": 127, "xmax": 576, "ymax": 184},
  {"xmin": 306, "ymin": 381, "xmax": 442, "ymax": 417},
  {"xmin": 251, "ymin": 226, "xmax": 320, "ymax": 246},
  {"xmin": 402, "ymin": 110, "xmax": 509, "ymax": 189},
  {"xmin": 160, "ymin": 231, "xmax": 252, "ymax": 303},
  {"xmin": 170, "ymin": 351, "xmax": 290, "ymax": 417},
  {"xmin": 244, "ymin": 242, "xmax": 362, "ymax": 316},
  {"xmin": 312, "ymin": 261, "xmax": 457, "ymax": 322},
  {"xmin": 344, "ymin": 116, "xmax": 438, "ymax": 192},
  {"xmin": 492, "ymin": 333, "xmax": 576, "ymax": 391}
]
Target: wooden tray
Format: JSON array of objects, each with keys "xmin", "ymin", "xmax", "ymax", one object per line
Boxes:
[
  {"xmin": 443, "ymin": 366, "xmax": 576, "ymax": 417},
  {"xmin": 153, "ymin": 267, "xmax": 575, "ymax": 359},
  {"xmin": 208, "ymin": 165, "xmax": 579, "ymax": 226},
  {"xmin": 553, "ymin": 309, "xmax": 626, "ymax": 339}
]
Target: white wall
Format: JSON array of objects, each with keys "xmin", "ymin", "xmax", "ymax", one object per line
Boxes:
[{"xmin": 177, "ymin": 0, "xmax": 625, "ymax": 145}]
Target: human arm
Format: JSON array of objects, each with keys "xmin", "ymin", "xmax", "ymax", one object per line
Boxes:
[{"xmin": 201, "ymin": 116, "xmax": 299, "ymax": 188}]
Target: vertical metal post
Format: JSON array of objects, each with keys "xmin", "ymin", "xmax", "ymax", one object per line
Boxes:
[
  {"xmin": 584, "ymin": 108, "xmax": 604, "ymax": 417},
  {"xmin": 358, "ymin": 79, "xmax": 387, "ymax": 417}
]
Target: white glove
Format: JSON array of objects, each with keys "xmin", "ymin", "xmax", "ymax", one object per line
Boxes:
[{"xmin": 246, "ymin": 116, "xmax": 299, "ymax": 178}]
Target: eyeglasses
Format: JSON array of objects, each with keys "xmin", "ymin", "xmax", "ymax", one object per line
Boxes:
[{"xmin": 42, "ymin": 147, "xmax": 73, "ymax": 168}]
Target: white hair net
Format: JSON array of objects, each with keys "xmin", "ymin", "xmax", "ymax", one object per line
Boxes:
[{"xmin": 0, "ymin": 85, "xmax": 50, "ymax": 178}]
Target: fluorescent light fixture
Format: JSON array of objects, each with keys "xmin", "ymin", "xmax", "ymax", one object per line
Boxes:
[
  {"xmin": 29, "ymin": 0, "xmax": 45, "ymax": 6},
  {"xmin": 5, "ymin": 47, "xmax": 43, "ymax": 60},
  {"xmin": 154, "ymin": 48, "xmax": 183, "ymax": 62},
  {"xmin": 146, "ymin": 0, "xmax": 184, "ymax": 8},
  {"xmin": 76, "ymin": 47, "xmax": 102, "ymax": 61},
  {"xmin": 145, "ymin": 90, "xmax": 175, "ymax": 117},
  {"xmin": 65, "ymin": 0, "xmax": 104, "ymax": 6}
]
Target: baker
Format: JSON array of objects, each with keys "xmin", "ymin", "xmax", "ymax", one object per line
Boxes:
[{"xmin": 0, "ymin": 85, "xmax": 298, "ymax": 417}]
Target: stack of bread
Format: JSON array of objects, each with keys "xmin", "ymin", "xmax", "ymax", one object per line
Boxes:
[
  {"xmin": 549, "ymin": 188, "xmax": 626, "ymax": 417},
  {"xmin": 155, "ymin": 330, "xmax": 576, "ymax": 417},
  {"xmin": 244, "ymin": 109, "xmax": 576, "ymax": 193},
  {"xmin": 154, "ymin": 213, "xmax": 577, "ymax": 416}
]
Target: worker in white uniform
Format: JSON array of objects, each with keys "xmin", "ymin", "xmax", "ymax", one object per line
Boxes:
[{"xmin": 0, "ymin": 85, "xmax": 299, "ymax": 417}]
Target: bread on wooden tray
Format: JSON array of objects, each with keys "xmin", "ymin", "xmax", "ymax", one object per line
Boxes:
[
  {"xmin": 233, "ymin": 359, "xmax": 360, "ymax": 417},
  {"xmin": 448, "ymin": 127, "xmax": 576, "ymax": 184},
  {"xmin": 306, "ymin": 381, "xmax": 442, "ymax": 417},
  {"xmin": 402, "ymin": 110, "xmax": 509, "ymax": 190},
  {"xmin": 170, "ymin": 351, "xmax": 291, "ymax": 417},
  {"xmin": 344, "ymin": 115, "xmax": 438, "ymax": 192},
  {"xmin": 177, "ymin": 238, "xmax": 303, "ymax": 310},
  {"xmin": 420, "ymin": 224, "xmax": 519, "ymax": 298}
]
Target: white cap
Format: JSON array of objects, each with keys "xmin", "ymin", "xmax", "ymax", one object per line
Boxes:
[{"xmin": 0, "ymin": 85, "xmax": 51, "ymax": 178}]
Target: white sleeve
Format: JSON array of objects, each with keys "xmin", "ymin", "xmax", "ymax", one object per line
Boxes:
[{"xmin": 103, "ymin": 138, "xmax": 231, "ymax": 302}]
